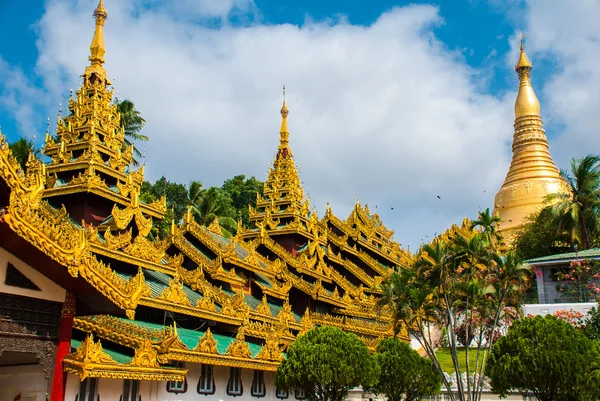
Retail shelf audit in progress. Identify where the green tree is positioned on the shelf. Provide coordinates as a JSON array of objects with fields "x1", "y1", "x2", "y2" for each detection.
[
  {"x1": 9, "y1": 137, "x2": 38, "y2": 171},
  {"x1": 546, "y1": 155, "x2": 600, "y2": 250},
  {"x1": 188, "y1": 185, "x2": 237, "y2": 237},
  {"x1": 368, "y1": 338, "x2": 440, "y2": 401},
  {"x1": 276, "y1": 326, "x2": 379, "y2": 401},
  {"x1": 221, "y1": 174, "x2": 264, "y2": 226},
  {"x1": 486, "y1": 315, "x2": 600, "y2": 401},
  {"x1": 513, "y1": 207, "x2": 571, "y2": 259},
  {"x1": 140, "y1": 176, "x2": 187, "y2": 238},
  {"x1": 116, "y1": 99, "x2": 148, "y2": 166},
  {"x1": 583, "y1": 301, "x2": 600, "y2": 340},
  {"x1": 378, "y1": 210, "x2": 531, "y2": 401}
]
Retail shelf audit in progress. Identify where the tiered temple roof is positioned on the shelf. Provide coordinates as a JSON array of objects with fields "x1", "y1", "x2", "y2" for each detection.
[{"x1": 0, "y1": 0, "x2": 412, "y2": 382}]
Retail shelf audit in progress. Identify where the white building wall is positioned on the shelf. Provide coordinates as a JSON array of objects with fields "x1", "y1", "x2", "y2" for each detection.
[
  {"x1": 65, "y1": 363, "x2": 299, "y2": 401},
  {"x1": 523, "y1": 302, "x2": 596, "y2": 316},
  {"x1": 0, "y1": 365, "x2": 48, "y2": 401}
]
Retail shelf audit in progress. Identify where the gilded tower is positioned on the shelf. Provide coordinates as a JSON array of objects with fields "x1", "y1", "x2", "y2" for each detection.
[{"x1": 493, "y1": 37, "x2": 566, "y2": 240}]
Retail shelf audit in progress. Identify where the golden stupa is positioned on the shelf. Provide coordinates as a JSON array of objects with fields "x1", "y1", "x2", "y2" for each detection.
[{"x1": 493, "y1": 36, "x2": 567, "y2": 241}]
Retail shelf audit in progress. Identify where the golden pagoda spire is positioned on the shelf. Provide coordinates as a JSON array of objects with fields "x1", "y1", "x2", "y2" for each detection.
[
  {"x1": 493, "y1": 33, "x2": 566, "y2": 242},
  {"x1": 84, "y1": 0, "x2": 110, "y2": 84},
  {"x1": 279, "y1": 85, "x2": 290, "y2": 152},
  {"x1": 514, "y1": 34, "x2": 539, "y2": 118}
]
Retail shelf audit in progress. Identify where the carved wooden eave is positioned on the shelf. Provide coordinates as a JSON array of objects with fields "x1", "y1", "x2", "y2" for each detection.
[
  {"x1": 181, "y1": 221, "x2": 277, "y2": 278},
  {"x1": 43, "y1": 183, "x2": 164, "y2": 219},
  {"x1": 64, "y1": 335, "x2": 187, "y2": 382},
  {"x1": 0, "y1": 151, "x2": 149, "y2": 319},
  {"x1": 72, "y1": 319, "x2": 287, "y2": 372}
]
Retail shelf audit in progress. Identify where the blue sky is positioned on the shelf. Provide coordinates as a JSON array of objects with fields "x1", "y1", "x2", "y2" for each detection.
[
  {"x1": 0, "y1": 0, "x2": 526, "y2": 143},
  {"x1": 1, "y1": 0, "x2": 598, "y2": 248}
]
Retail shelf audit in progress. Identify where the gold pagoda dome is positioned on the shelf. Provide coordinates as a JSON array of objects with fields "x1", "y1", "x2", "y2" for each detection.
[{"x1": 493, "y1": 36, "x2": 567, "y2": 242}]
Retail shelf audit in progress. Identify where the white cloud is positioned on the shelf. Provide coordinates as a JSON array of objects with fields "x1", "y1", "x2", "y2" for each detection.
[
  {"x1": 0, "y1": 57, "x2": 46, "y2": 140},
  {"x1": 6, "y1": 0, "x2": 521, "y2": 249},
  {"x1": 521, "y1": 0, "x2": 600, "y2": 167}
]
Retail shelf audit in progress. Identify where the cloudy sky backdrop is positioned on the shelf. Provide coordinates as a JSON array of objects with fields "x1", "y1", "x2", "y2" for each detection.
[{"x1": 0, "y1": 0, "x2": 599, "y2": 249}]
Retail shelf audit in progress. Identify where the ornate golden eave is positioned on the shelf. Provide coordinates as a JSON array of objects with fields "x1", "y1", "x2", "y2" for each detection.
[{"x1": 64, "y1": 334, "x2": 187, "y2": 382}]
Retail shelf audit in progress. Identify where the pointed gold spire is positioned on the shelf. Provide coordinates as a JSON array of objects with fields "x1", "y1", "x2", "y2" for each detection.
[
  {"x1": 279, "y1": 85, "x2": 289, "y2": 148},
  {"x1": 493, "y1": 33, "x2": 567, "y2": 242},
  {"x1": 514, "y1": 34, "x2": 539, "y2": 118},
  {"x1": 84, "y1": 0, "x2": 110, "y2": 84},
  {"x1": 90, "y1": 0, "x2": 107, "y2": 65},
  {"x1": 515, "y1": 33, "x2": 532, "y2": 70}
]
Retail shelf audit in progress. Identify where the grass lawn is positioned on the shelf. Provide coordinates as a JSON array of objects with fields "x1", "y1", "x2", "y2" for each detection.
[{"x1": 434, "y1": 347, "x2": 485, "y2": 374}]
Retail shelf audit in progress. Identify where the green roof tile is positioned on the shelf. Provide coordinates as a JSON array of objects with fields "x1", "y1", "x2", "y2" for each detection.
[
  {"x1": 97, "y1": 318, "x2": 263, "y2": 357},
  {"x1": 526, "y1": 247, "x2": 600, "y2": 264},
  {"x1": 70, "y1": 338, "x2": 132, "y2": 364}
]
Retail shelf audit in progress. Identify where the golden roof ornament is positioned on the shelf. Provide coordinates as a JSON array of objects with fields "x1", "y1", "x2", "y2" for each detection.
[
  {"x1": 85, "y1": 0, "x2": 111, "y2": 84},
  {"x1": 515, "y1": 33, "x2": 532, "y2": 70},
  {"x1": 279, "y1": 85, "x2": 290, "y2": 152},
  {"x1": 514, "y1": 34, "x2": 539, "y2": 118},
  {"x1": 492, "y1": 33, "x2": 567, "y2": 242}
]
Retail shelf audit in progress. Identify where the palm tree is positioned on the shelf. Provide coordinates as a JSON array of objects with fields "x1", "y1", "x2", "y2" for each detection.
[
  {"x1": 9, "y1": 137, "x2": 38, "y2": 171},
  {"x1": 187, "y1": 184, "x2": 238, "y2": 237},
  {"x1": 471, "y1": 208, "x2": 502, "y2": 249},
  {"x1": 546, "y1": 155, "x2": 600, "y2": 250},
  {"x1": 116, "y1": 99, "x2": 148, "y2": 166}
]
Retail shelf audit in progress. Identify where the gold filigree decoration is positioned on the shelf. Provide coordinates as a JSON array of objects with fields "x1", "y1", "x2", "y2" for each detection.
[
  {"x1": 70, "y1": 334, "x2": 116, "y2": 365},
  {"x1": 255, "y1": 329, "x2": 284, "y2": 361},
  {"x1": 135, "y1": 210, "x2": 152, "y2": 237},
  {"x1": 124, "y1": 235, "x2": 166, "y2": 264},
  {"x1": 277, "y1": 299, "x2": 294, "y2": 323},
  {"x1": 157, "y1": 275, "x2": 191, "y2": 306},
  {"x1": 196, "y1": 295, "x2": 217, "y2": 312},
  {"x1": 206, "y1": 217, "x2": 222, "y2": 235},
  {"x1": 194, "y1": 328, "x2": 219, "y2": 354},
  {"x1": 256, "y1": 295, "x2": 272, "y2": 317},
  {"x1": 104, "y1": 227, "x2": 132, "y2": 250},
  {"x1": 226, "y1": 330, "x2": 252, "y2": 359},
  {"x1": 130, "y1": 340, "x2": 161, "y2": 368},
  {"x1": 111, "y1": 204, "x2": 135, "y2": 230}
]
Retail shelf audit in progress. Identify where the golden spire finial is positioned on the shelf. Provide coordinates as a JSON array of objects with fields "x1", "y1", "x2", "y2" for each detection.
[
  {"x1": 513, "y1": 33, "x2": 539, "y2": 118},
  {"x1": 83, "y1": 0, "x2": 111, "y2": 84},
  {"x1": 515, "y1": 32, "x2": 532, "y2": 71},
  {"x1": 280, "y1": 85, "x2": 289, "y2": 125},
  {"x1": 279, "y1": 85, "x2": 290, "y2": 149},
  {"x1": 90, "y1": 0, "x2": 108, "y2": 66}
]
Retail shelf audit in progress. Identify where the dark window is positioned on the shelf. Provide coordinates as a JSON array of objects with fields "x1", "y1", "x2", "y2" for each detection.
[
  {"x1": 276, "y1": 388, "x2": 289, "y2": 399},
  {"x1": 227, "y1": 367, "x2": 243, "y2": 396},
  {"x1": 295, "y1": 388, "x2": 306, "y2": 400},
  {"x1": 4, "y1": 262, "x2": 40, "y2": 291},
  {"x1": 197, "y1": 364, "x2": 215, "y2": 395},
  {"x1": 77, "y1": 378, "x2": 99, "y2": 401},
  {"x1": 167, "y1": 362, "x2": 187, "y2": 394},
  {"x1": 251, "y1": 370, "x2": 266, "y2": 398},
  {"x1": 122, "y1": 380, "x2": 139, "y2": 401}
]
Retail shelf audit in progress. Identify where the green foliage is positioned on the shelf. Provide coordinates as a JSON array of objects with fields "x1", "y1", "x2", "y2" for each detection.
[
  {"x1": 369, "y1": 338, "x2": 440, "y2": 401},
  {"x1": 434, "y1": 348, "x2": 480, "y2": 375},
  {"x1": 486, "y1": 315, "x2": 600, "y2": 401},
  {"x1": 9, "y1": 137, "x2": 38, "y2": 171},
  {"x1": 221, "y1": 174, "x2": 264, "y2": 226},
  {"x1": 513, "y1": 207, "x2": 571, "y2": 259},
  {"x1": 377, "y1": 209, "x2": 532, "y2": 401},
  {"x1": 276, "y1": 326, "x2": 379, "y2": 401},
  {"x1": 140, "y1": 176, "x2": 187, "y2": 238},
  {"x1": 116, "y1": 99, "x2": 148, "y2": 166},
  {"x1": 139, "y1": 175, "x2": 264, "y2": 238},
  {"x1": 546, "y1": 155, "x2": 600, "y2": 250},
  {"x1": 583, "y1": 301, "x2": 600, "y2": 340}
]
